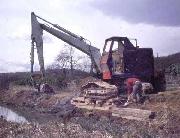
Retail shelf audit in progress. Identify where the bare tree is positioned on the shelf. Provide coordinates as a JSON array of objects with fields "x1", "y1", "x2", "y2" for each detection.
[
  {"x1": 56, "y1": 45, "x2": 84, "y2": 77},
  {"x1": 47, "y1": 44, "x2": 91, "y2": 76},
  {"x1": 76, "y1": 55, "x2": 91, "y2": 72}
]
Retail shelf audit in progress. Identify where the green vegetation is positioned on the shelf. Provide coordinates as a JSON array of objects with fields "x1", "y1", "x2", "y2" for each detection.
[
  {"x1": 154, "y1": 52, "x2": 180, "y2": 73},
  {"x1": 0, "y1": 69, "x2": 90, "y2": 90}
]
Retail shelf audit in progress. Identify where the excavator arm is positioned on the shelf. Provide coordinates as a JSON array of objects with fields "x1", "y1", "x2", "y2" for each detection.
[
  {"x1": 31, "y1": 12, "x2": 101, "y2": 79},
  {"x1": 31, "y1": 12, "x2": 45, "y2": 77}
]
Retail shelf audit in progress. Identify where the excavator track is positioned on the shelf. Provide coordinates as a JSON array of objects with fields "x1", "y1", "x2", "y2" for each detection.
[{"x1": 71, "y1": 81, "x2": 119, "y2": 107}]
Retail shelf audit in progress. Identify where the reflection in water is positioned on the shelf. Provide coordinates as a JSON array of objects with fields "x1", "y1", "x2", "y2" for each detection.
[{"x1": 0, "y1": 106, "x2": 28, "y2": 123}]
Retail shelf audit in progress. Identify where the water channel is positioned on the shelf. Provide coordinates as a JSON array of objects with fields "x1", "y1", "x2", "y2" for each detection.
[{"x1": 0, "y1": 106, "x2": 28, "y2": 123}]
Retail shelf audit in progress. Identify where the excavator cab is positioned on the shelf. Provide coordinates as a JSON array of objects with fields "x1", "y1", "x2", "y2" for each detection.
[
  {"x1": 100, "y1": 37, "x2": 136, "y2": 80},
  {"x1": 100, "y1": 37, "x2": 158, "y2": 93}
]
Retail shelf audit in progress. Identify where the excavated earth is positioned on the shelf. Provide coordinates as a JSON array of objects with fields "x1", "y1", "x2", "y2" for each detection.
[{"x1": 0, "y1": 83, "x2": 180, "y2": 138}]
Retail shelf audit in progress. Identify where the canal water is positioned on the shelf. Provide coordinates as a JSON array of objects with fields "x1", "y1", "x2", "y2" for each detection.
[{"x1": 0, "y1": 106, "x2": 28, "y2": 123}]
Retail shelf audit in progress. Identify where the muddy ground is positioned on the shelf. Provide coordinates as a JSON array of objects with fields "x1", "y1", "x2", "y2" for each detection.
[{"x1": 0, "y1": 84, "x2": 180, "y2": 138}]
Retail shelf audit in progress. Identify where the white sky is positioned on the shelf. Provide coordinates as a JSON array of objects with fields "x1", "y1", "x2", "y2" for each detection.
[{"x1": 0, "y1": 0, "x2": 180, "y2": 72}]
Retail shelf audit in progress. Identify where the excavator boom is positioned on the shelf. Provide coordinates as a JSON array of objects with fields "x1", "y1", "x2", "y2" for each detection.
[{"x1": 31, "y1": 12, "x2": 101, "y2": 78}]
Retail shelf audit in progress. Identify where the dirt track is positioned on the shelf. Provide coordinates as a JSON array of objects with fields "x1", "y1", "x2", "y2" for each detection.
[{"x1": 0, "y1": 85, "x2": 180, "y2": 137}]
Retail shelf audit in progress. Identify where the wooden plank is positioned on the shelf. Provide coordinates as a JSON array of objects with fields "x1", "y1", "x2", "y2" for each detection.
[
  {"x1": 72, "y1": 103, "x2": 155, "y2": 121},
  {"x1": 85, "y1": 92, "x2": 117, "y2": 96},
  {"x1": 84, "y1": 95, "x2": 117, "y2": 100},
  {"x1": 75, "y1": 104, "x2": 111, "y2": 111},
  {"x1": 112, "y1": 113, "x2": 144, "y2": 121},
  {"x1": 111, "y1": 107, "x2": 154, "y2": 121}
]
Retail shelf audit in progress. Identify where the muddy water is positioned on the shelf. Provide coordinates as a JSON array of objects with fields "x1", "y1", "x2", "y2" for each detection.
[{"x1": 0, "y1": 106, "x2": 28, "y2": 123}]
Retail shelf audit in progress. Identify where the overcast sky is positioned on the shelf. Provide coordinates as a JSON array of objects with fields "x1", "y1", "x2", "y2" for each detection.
[{"x1": 0, "y1": 0, "x2": 180, "y2": 73}]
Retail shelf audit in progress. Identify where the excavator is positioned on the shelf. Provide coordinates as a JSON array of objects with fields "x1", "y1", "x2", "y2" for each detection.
[{"x1": 31, "y1": 12, "x2": 165, "y2": 108}]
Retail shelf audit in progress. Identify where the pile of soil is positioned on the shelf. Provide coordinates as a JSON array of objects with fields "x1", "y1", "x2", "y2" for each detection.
[{"x1": 0, "y1": 85, "x2": 77, "y2": 124}]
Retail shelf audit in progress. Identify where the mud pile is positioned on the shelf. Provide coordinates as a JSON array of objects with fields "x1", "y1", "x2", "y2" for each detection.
[{"x1": 0, "y1": 85, "x2": 76, "y2": 120}]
